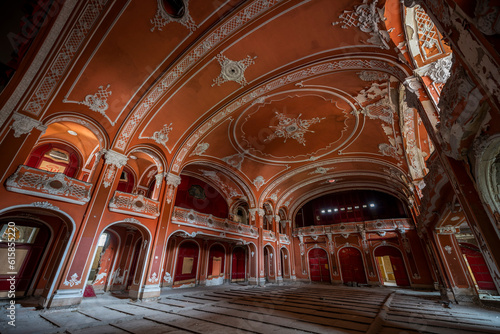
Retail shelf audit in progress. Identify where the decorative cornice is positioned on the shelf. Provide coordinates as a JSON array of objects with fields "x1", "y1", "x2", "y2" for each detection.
[{"x1": 11, "y1": 112, "x2": 47, "y2": 138}]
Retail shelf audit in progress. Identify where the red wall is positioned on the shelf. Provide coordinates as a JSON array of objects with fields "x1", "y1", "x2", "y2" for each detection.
[{"x1": 175, "y1": 175, "x2": 229, "y2": 218}]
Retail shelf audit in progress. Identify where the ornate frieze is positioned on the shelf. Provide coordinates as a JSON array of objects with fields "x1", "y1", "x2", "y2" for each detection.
[
  {"x1": 109, "y1": 191, "x2": 160, "y2": 219},
  {"x1": 212, "y1": 53, "x2": 257, "y2": 87},
  {"x1": 10, "y1": 112, "x2": 47, "y2": 138},
  {"x1": 6, "y1": 165, "x2": 92, "y2": 205}
]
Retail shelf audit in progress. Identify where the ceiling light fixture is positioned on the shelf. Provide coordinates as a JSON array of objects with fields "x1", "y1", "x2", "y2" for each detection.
[
  {"x1": 370, "y1": 203, "x2": 375, "y2": 207},
  {"x1": 67, "y1": 130, "x2": 78, "y2": 136},
  {"x1": 328, "y1": 179, "x2": 336, "y2": 183}
]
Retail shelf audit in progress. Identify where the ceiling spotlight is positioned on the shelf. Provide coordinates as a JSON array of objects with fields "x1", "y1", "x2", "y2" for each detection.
[
  {"x1": 362, "y1": 204, "x2": 367, "y2": 208},
  {"x1": 354, "y1": 205, "x2": 359, "y2": 209},
  {"x1": 67, "y1": 130, "x2": 78, "y2": 136},
  {"x1": 334, "y1": 208, "x2": 338, "y2": 212},
  {"x1": 328, "y1": 179, "x2": 336, "y2": 183},
  {"x1": 327, "y1": 209, "x2": 332, "y2": 213},
  {"x1": 370, "y1": 203, "x2": 375, "y2": 207},
  {"x1": 321, "y1": 210, "x2": 325, "y2": 213}
]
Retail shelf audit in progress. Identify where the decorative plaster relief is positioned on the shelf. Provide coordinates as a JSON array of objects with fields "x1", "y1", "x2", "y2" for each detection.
[
  {"x1": 63, "y1": 85, "x2": 115, "y2": 125},
  {"x1": 189, "y1": 142, "x2": 209, "y2": 156},
  {"x1": 358, "y1": 71, "x2": 389, "y2": 82},
  {"x1": 63, "y1": 273, "x2": 82, "y2": 287},
  {"x1": 332, "y1": 0, "x2": 389, "y2": 49},
  {"x1": 212, "y1": 53, "x2": 257, "y2": 87},
  {"x1": 11, "y1": 112, "x2": 47, "y2": 138},
  {"x1": 444, "y1": 245, "x2": 452, "y2": 254},
  {"x1": 151, "y1": 0, "x2": 196, "y2": 32},
  {"x1": 253, "y1": 176, "x2": 266, "y2": 190},
  {"x1": 308, "y1": 166, "x2": 334, "y2": 175},
  {"x1": 199, "y1": 170, "x2": 242, "y2": 198},
  {"x1": 163, "y1": 272, "x2": 172, "y2": 283},
  {"x1": 424, "y1": 55, "x2": 453, "y2": 84},
  {"x1": 265, "y1": 112, "x2": 326, "y2": 146},
  {"x1": 151, "y1": 123, "x2": 173, "y2": 148},
  {"x1": 222, "y1": 151, "x2": 246, "y2": 170},
  {"x1": 148, "y1": 272, "x2": 159, "y2": 283},
  {"x1": 31, "y1": 201, "x2": 60, "y2": 211}
]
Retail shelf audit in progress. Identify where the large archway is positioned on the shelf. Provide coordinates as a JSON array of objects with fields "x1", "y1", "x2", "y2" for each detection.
[
  {"x1": 0, "y1": 205, "x2": 74, "y2": 307},
  {"x1": 339, "y1": 247, "x2": 367, "y2": 285},
  {"x1": 308, "y1": 248, "x2": 330, "y2": 283}
]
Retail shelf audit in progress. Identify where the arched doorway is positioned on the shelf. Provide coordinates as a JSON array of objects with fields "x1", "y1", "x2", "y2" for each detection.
[
  {"x1": 207, "y1": 244, "x2": 225, "y2": 285},
  {"x1": 231, "y1": 246, "x2": 246, "y2": 282},
  {"x1": 308, "y1": 248, "x2": 330, "y2": 282},
  {"x1": 339, "y1": 247, "x2": 367, "y2": 284},
  {"x1": 86, "y1": 231, "x2": 119, "y2": 296},
  {"x1": 375, "y1": 246, "x2": 410, "y2": 287},
  {"x1": 280, "y1": 247, "x2": 290, "y2": 279},
  {"x1": 263, "y1": 245, "x2": 274, "y2": 282},
  {"x1": 460, "y1": 243, "x2": 496, "y2": 291},
  {"x1": 174, "y1": 241, "x2": 199, "y2": 286},
  {"x1": 0, "y1": 221, "x2": 50, "y2": 297}
]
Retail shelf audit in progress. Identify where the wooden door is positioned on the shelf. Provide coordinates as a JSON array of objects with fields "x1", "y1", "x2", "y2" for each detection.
[
  {"x1": 126, "y1": 238, "x2": 142, "y2": 289},
  {"x1": 390, "y1": 255, "x2": 410, "y2": 286},
  {"x1": 174, "y1": 241, "x2": 199, "y2": 285},
  {"x1": 0, "y1": 222, "x2": 50, "y2": 296},
  {"x1": 339, "y1": 247, "x2": 367, "y2": 284},
  {"x1": 460, "y1": 243, "x2": 495, "y2": 290},
  {"x1": 231, "y1": 247, "x2": 246, "y2": 281},
  {"x1": 309, "y1": 248, "x2": 330, "y2": 282}
]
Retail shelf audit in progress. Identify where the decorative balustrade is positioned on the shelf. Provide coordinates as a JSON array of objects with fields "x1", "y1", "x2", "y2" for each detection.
[
  {"x1": 109, "y1": 191, "x2": 160, "y2": 219},
  {"x1": 6, "y1": 165, "x2": 92, "y2": 205},
  {"x1": 173, "y1": 207, "x2": 258, "y2": 238},
  {"x1": 293, "y1": 218, "x2": 413, "y2": 238}
]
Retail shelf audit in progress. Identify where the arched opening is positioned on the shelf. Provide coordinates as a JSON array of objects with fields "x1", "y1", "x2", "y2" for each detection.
[
  {"x1": 174, "y1": 241, "x2": 199, "y2": 287},
  {"x1": 25, "y1": 143, "x2": 80, "y2": 178},
  {"x1": 459, "y1": 243, "x2": 496, "y2": 291},
  {"x1": 375, "y1": 246, "x2": 410, "y2": 287},
  {"x1": 207, "y1": 244, "x2": 225, "y2": 286},
  {"x1": 263, "y1": 245, "x2": 274, "y2": 282},
  {"x1": 280, "y1": 247, "x2": 290, "y2": 279},
  {"x1": 0, "y1": 207, "x2": 73, "y2": 306},
  {"x1": 308, "y1": 248, "x2": 330, "y2": 283},
  {"x1": 85, "y1": 231, "x2": 119, "y2": 296},
  {"x1": 0, "y1": 221, "x2": 50, "y2": 297},
  {"x1": 339, "y1": 247, "x2": 367, "y2": 285},
  {"x1": 117, "y1": 167, "x2": 135, "y2": 193},
  {"x1": 231, "y1": 246, "x2": 246, "y2": 282}
]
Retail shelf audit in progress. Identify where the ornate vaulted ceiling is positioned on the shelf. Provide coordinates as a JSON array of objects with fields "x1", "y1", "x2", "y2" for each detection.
[{"x1": 19, "y1": 0, "x2": 435, "y2": 213}]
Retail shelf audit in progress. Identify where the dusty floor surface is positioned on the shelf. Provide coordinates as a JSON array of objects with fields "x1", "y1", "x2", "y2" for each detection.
[{"x1": 1, "y1": 283, "x2": 500, "y2": 333}]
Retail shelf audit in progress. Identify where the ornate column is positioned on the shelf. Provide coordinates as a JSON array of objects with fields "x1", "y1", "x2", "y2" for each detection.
[{"x1": 165, "y1": 173, "x2": 182, "y2": 204}]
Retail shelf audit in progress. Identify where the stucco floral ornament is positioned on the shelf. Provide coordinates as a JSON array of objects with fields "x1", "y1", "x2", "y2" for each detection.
[
  {"x1": 265, "y1": 112, "x2": 326, "y2": 146},
  {"x1": 212, "y1": 53, "x2": 257, "y2": 87}
]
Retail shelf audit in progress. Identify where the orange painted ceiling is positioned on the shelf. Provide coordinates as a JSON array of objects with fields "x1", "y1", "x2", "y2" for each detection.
[{"x1": 34, "y1": 0, "x2": 433, "y2": 212}]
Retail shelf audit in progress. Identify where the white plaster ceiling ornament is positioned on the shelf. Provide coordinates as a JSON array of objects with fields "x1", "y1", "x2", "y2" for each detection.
[
  {"x1": 199, "y1": 170, "x2": 242, "y2": 198},
  {"x1": 151, "y1": 123, "x2": 173, "y2": 148},
  {"x1": 189, "y1": 142, "x2": 209, "y2": 156},
  {"x1": 63, "y1": 85, "x2": 116, "y2": 125},
  {"x1": 150, "y1": 0, "x2": 196, "y2": 32},
  {"x1": 358, "y1": 71, "x2": 389, "y2": 82},
  {"x1": 212, "y1": 53, "x2": 257, "y2": 87},
  {"x1": 265, "y1": 112, "x2": 326, "y2": 146},
  {"x1": 253, "y1": 176, "x2": 266, "y2": 190},
  {"x1": 10, "y1": 112, "x2": 47, "y2": 138},
  {"x1": 31, "y1": 201, "x2": 60, "y2": 211},
  {"x1": 104, "y1": 150, "x2": 128, "y2": 168},
  {"x1": 222, "y1": 151, "x2": 246, "y2": 170},
  {"x1": 308, "y1": 166, "x2": 335, "y2": 175},
  {"x1": 424, "y1": 55, "x2": 453, "y2": 84},
  {"x1": 332, "y1": 0, "x2": 390, "y2": 49}
]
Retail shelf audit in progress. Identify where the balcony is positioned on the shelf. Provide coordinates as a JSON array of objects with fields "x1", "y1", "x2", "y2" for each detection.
[
  {"x1": 172, "y1": 207, "x2": 258, "y2": 239},
  {"x1": 279, "y1": 234, "x2": 290, "y2": 244},
  {"x1": 293, "y1": 218, "x2": 413, "y2": 237},
  {"x1": 263, "y1": 230, "x2": 276, "y2": 241},
  {"x1": 109, "y1": 191, "x2": 160, "y2": 219},
  {"x1": 5, "y1": 165, "x2": 92, "y2": 205}
]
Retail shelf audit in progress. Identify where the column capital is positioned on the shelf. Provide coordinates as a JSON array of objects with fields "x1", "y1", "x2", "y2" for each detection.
[
  {"x1": 165, "y1": 173, "x2": 182, "y2": 187},
  {"x1": 104, "y1": 150, "x2": 128, "y2": 168},
  {"x1": 11, "y1": 112, "x2": 47, "y2": 138}
]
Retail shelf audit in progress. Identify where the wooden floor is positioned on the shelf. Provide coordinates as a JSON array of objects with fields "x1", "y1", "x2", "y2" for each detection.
[{"x1": 1, "y1": 284, "x2": 500, "y2": 334}]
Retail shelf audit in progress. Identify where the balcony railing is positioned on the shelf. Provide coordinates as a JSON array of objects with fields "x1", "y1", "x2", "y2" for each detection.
[
  {"x1": 173, "y1": 207, "x2": 258, "y2": 238},
  {"x1": 279, "y1": 233, "x2": 290, "y2": 244},
  {"x1": 263, "y1": 230, "x2": 276, "y2": 241},
  {"x1": 109, "y1": 191, "x2": 160, "y2": 219},
  {"x1": 293, "y1": 218, "x2": 413, "y2": 237},
  {"x1": 6, "y1": 165, "x2": 92, "y2": 205}
]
